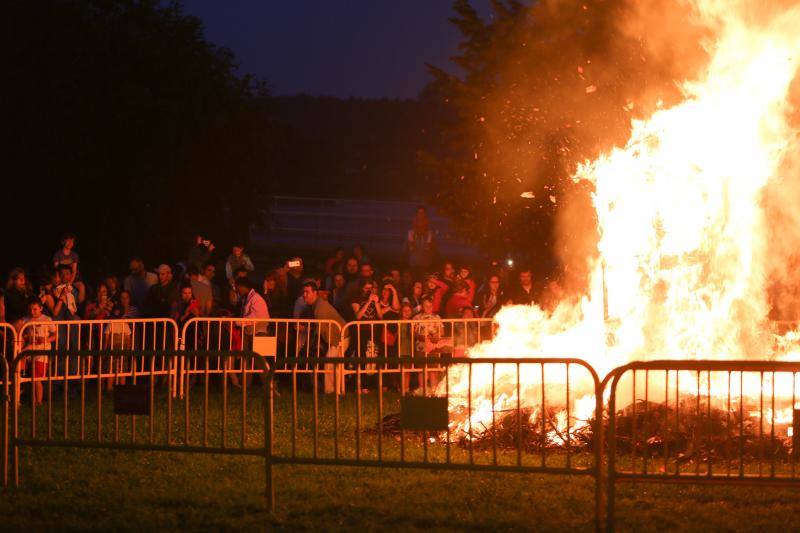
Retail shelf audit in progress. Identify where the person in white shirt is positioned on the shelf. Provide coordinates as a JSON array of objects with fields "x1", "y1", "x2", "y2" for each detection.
[
  {"x1": 22, "y1": 300, "x2": 56, "y2": 405},
  {"x1": 232, "y1": 277, "x2": 269, "y2": 388},
  {"x1": 236, "y1": 277, "x2": 269, "y2": 321}
]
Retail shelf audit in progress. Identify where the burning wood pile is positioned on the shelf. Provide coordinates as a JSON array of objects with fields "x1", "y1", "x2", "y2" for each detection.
[
  {"x1": 374, "y1": 399, "x2": 798, "y2": 463},
  {"x1": 613, "y1": 400, "x2": 798, "y2": 463}
]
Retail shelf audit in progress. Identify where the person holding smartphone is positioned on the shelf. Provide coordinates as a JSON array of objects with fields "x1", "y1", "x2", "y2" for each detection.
[{"x1": 84, "y1": 283, "x2": 114, "y2": 320}]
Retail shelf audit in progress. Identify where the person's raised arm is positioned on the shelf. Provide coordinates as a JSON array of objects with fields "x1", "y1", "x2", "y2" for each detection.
[
  {"x1": 53, "y1": 286, "x2": 67, "y2": 316},
  {"x1": 354, "y1": 296, "x2": 377, "y2": 320}
]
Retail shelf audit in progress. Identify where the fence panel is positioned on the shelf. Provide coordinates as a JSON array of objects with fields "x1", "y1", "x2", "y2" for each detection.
[
  {"x1": 11, "y1": 349, "x2": 269, "y2": 497},
  {"x1": 0, "y1": 323, "x2": 12, "y2": 487},
  {"x1": 265, "y1": 355, "x2": 604, "y2": 527},
  {"x1": 16, "y1": 318, "x2": 178, "y2": 384},
  {"x1": 605, "y1": 360, "x2": 800, "y2": 530},
  {"x1": 341, "y1": 318, "x2": 495, "y2": 370},
  {"x1": 180, "y1": 318, "x2": 343, "y2": 377}
]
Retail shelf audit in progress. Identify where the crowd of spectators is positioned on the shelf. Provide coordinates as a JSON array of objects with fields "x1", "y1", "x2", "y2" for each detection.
[{"x1": 0, "y1": 208, "x2": 562, "y2": 398}]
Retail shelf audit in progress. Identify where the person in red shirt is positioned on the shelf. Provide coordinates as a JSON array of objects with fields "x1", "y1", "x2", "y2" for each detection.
[
  {"x1": 444, "y1": 279, "x2": 476, "y2": 318},
  {"x1": 423, "y1": 274, "x2": 449, "y2": 314}
]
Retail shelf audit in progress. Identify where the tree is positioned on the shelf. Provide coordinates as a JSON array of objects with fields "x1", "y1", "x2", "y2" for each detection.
[
  {"x1": 420, "y1": 0, "x2": 705, "y2": 286},
  {"x1": 3, "y1": 0, "x2": 276, "y2": 277}
]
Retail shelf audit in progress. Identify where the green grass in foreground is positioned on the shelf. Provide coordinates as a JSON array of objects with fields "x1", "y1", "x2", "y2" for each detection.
[{"x1": 2, "y1": 383, "x2": 800, "y2": 531}]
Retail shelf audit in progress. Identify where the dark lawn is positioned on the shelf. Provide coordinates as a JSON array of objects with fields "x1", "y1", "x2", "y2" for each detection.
[{"x1": 2, "y1": 382, "x2": 800, "y2": 531}]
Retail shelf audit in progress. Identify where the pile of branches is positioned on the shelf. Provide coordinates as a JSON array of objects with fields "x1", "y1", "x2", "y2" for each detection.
[
  {"x1": 369, "y1": 399, "x2": 796, "y2": 463},
  {"x1": 613, "y1": 399, "x2": 794, "y2": 463},
  {"x1": 449, "y1": 405, "x2": 595, "y2": 453}
]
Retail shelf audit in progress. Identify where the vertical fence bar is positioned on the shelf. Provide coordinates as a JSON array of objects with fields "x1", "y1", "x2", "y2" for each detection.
[
  {"x1": 356, "y1": 364, "x2": 362, "y2": 461},
  {"x1": 516, "y1": 362, "x2": 522, "y2": 467},
  {"x1": 265, "y1": 367, "x2": 274, "y2": 512},
  {"x1": 313, "y1": 362, "x2": 319, "y2": 460},
  {"x1": 644, "y1": 370, "x2": 649, "y2": 475},
  {"x1": 445, "y1": 363, "x2": 451, "y2": 465},
  {"x1": 491, "y1": 363, "x2": 497, "y2": 466},
  {"x1": 726, "y1": 371, "x2": 732, "y2": 478},
  {"x1": 467, "y1": 363, "x2": 473, "y2": 465},
  {"x1": 706, "y1": 370, "x2": 711, "y2": 477},
  {"x1": 540, "y1": 363, "x2": 546, "y2": 468},
  {"x1": 759, "y1": 371, "x2": 764, "y2": 477},
  {"x1": 739, "y1": 371, "x2": 744, "y2": 478},
  {"x1": 377, "y1": 366, "x2": 383, "y2": 462},
  {"x1": 770, "y1": 371, "x2": 775, "y2": 478}
]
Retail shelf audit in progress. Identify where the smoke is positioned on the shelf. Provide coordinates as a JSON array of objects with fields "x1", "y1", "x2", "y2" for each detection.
[
  {"x1": 466, "y1": 0, "x2": 800, "y2": 324},
  {"x1": 540, "y1": 0, "x2": 709, "y2": 293},
  {"x1": 462, "y1": 1, "x2": 712, "y2": 283}
]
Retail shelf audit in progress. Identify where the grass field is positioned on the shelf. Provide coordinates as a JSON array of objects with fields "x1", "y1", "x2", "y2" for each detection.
[{"x1": 3, "y1": 378, "x2": 800, "y2": 531}]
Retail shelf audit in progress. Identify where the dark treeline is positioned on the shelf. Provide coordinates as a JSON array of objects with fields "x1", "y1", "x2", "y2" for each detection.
[
  {"x1": 3, "y1": 0, "x2": 444, "y2": 282},
  {"x1": 267, "y1": 95, "x2": 449, "y2": 201},
  {"x1": 5, "y1": 0, "x2": 274, "y2": 278}
]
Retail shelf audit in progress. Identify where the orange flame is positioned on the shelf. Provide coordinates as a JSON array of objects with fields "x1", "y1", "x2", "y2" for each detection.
[{"x1": 441, "y1": 0, "x2": 800, "y2": 439}]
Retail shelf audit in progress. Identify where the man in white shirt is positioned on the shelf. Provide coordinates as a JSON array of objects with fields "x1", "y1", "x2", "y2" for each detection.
[
  {"x1": 235, "y1": 277, "x2": 269, "y2": 339},
  {"x1": 236, "y1": 277, "x2": 269, "y2": 320},
  {"x1": 231, "y1": 277, "x2": 269, "y2": 388}
]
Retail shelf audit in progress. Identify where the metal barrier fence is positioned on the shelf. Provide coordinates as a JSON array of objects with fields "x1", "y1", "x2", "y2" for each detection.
[
  {"x1": 16, "y1": 318, "x2": 179, "y2": 388},
  {"x1": 264, "y1": 355, "x2": 604, "y2": 528},
  {"x1": 341, "y1": 318, "x2": 495, "y2": 361},
  {"x1": 0, "y1": 324, "x2": 10, "y2": 487},
  {"x1": 605, "y1": 360, "x2": 800, "y2": 531},
  {"x1": 180, "y1": 317, "x2": 344, "y2": 373},
  {"x1": 10, "y1": 349, "x2": 270, "y2": 498},
  {"x1": 5, "y1": 331, "x2": 800, "y2": 530}
]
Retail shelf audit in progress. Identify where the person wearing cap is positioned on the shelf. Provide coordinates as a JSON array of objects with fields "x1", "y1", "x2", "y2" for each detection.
[
  {"x1": 302, "y1": 281, "x2": 346, "y2": 394},
  {"x1": 144, "y1": 264, "x2": 178, "y2": 318}
]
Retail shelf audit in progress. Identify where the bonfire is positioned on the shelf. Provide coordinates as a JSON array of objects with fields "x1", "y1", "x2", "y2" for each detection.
[{"x1": 437, "y1": 0, "x2": 800, "y2": 451}]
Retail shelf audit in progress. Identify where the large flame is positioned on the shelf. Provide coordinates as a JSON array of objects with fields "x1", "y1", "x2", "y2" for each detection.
[{"x1": 441, "y1": 0, "x2": 800, "y2": 440}]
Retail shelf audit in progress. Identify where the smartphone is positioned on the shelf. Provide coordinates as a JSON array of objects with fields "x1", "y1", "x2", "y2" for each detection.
[{"x1": 287, "y1": 260, "x2": 301, "y2": 268}]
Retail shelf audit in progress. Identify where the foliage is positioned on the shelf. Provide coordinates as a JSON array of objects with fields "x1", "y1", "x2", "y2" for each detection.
[
  {"x1": 421, "y1": 0, "x2": 704, "y2": 279},
  {"x1": 267, "y1": 95, "x2": 445, "y2": 201},
  {"x1": 4, "y1": 0, "x2": 276, "y2": 276}
]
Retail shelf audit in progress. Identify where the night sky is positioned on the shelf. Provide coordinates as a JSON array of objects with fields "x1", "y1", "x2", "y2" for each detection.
[{"x1": 182, "y1": 0, "x2": 492, "y2": 99}]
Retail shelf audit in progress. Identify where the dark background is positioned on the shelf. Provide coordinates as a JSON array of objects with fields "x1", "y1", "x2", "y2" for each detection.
[
  {"x1": 3, "y1": 0, "x2": 699, "y2": 291},
  {"x1": 182, "y1": 0, "x2": 493, "y2": 99}
]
